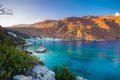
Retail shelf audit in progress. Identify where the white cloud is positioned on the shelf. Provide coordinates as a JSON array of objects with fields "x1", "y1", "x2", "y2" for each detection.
[{"x1": 115, "y1": 12, "x2": 120, "y2": 16}]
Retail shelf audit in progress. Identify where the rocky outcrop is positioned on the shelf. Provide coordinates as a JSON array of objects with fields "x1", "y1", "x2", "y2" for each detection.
[
  {"x1": 77, "y1": 76, "x2": 87, "y2": 80},
  {"x1": 7, "y1": 16, "x2": 120, "y2": 40},
  {"x1": 13, "y1": 64, "x2": 56, "y2": 80},
  {"x1": 13, "y1": 75, "x2": 33, "y2": 80},
  {"x1": 13, "y1": 64, "x2": 87, "y2": 80}
]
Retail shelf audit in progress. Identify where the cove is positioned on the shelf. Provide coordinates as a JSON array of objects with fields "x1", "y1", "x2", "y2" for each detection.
[{"x1": 27, "y1": 40, "x2": 120, "y2": 80}]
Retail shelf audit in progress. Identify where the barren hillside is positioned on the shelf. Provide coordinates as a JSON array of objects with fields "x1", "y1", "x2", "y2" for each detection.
[{"x1": 6, "y1": 16, "x2": 120, "y2": 40}]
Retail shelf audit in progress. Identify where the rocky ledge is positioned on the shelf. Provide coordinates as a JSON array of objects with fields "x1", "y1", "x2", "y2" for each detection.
[
  {"x1": 13, "y1": 64, "x2": 55, "y2": 80},
  {"x1": 13, "y1": 64, "x2": 87, "y2": 80}
]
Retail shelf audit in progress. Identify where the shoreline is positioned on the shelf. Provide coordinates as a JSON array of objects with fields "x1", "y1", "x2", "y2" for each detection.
[
  {"x1": 15, "y1": 38, "x2": 87, "y2": 80},
  {"x1": 5, "y1": 30, "x2": 120, "y2": 42}
]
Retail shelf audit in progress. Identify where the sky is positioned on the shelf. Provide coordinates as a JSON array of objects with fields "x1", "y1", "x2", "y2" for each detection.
[{"x1": 0, "y1": 0, "x2": 120, "y2": 27}]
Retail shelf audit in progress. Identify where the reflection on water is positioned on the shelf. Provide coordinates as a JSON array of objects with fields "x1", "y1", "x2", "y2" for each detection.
[{"x1": 27, "y1": 40, "x2": 120, "y2": 80}]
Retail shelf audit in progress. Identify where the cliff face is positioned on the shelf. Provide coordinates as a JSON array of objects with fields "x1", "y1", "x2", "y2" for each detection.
[{"x1": 7, "y1": 16, "x2": 120, "y2": 40}]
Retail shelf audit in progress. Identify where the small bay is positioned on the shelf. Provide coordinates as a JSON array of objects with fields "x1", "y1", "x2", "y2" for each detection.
[{"x1": 27, "y1": 40, "x2": 120, "y2": 80}]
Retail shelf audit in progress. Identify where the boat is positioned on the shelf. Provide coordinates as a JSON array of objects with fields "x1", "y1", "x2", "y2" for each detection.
[
  {"x1": 34, "y1": 47, "x2": 46, "y2": 53},
  {"x1": 34, "y1": 36, "x2": 46, "y2": 53}
]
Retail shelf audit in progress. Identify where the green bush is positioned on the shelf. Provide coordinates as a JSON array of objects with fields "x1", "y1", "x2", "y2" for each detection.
[
  {"x1": 2, "y1": 38, "x2": 25, "y2": 47},
  {"x1": 0, "y1": 44, "x2": 39, "y2": 80},
  {"x1": 2, "y1": 39, "x2": 18, "y2": 47},
  {"x1": 53, "y1": 65, "x2": 77, "y2": 80}
]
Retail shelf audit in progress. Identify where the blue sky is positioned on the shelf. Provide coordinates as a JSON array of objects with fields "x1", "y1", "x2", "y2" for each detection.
[{"x1": 0, "y1": 0, "x2": 120, "y2": 26}]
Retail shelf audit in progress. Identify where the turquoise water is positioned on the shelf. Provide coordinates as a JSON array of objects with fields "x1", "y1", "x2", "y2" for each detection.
[{"x1": 27, "y1": 40, "x2": 120, "y2": 80}]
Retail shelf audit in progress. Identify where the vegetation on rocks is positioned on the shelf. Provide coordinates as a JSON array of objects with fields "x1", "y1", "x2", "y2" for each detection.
[
  {"x1": 1, "y1": 38, "x2": 25, "y2": 47},
  {"x1": 0, "y1": 27, "x2": 25, "y2": 47},
  {"x1": 0, "y1": 44, "x2": 39, "y2": 80},
  {"x1": 0, "y1": 27, "x2": 43, "y2": 80},
  {"x1": 53, "y1": 65, "x2": 77, "y2": 80}
]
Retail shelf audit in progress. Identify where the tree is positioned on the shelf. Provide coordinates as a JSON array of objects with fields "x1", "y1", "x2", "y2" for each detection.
[{"x1": 0, "y1": 4, "x2": 12, "y2": 15}]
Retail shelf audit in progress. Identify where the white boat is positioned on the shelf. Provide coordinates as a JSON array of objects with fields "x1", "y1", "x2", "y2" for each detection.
[
  {"x1": 34, "y1": 36, "x2": 47, "y2": 53},
  {"x1": 34, "y1": 47, "x2": 46, "y2": 53}
]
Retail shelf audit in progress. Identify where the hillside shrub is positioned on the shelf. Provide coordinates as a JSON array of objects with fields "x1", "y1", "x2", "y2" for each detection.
[
  {"x1": 0, "y1": 44, "x2": 40, "y2": 80},
  {"x1": 2, "y1": 38, "x2": 25, "y2": 47},
  {"x1": 53, "y1": 65, "x2": 77, "y2": 80}
]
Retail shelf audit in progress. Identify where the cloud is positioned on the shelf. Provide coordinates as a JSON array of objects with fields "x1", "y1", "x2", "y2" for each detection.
[{"x1": 115, "y1": 12, "x2": 120, "y2": 16}]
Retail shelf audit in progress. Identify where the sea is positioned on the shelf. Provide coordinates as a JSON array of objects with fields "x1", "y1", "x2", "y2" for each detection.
[{"x1": 27, "y1": 40, "x2": 120, "y2": 80}]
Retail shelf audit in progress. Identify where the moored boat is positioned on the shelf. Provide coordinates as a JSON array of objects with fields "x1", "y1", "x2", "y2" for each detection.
[{"x1": 34, "y1": 47, "x2": 46, "y2": 53}]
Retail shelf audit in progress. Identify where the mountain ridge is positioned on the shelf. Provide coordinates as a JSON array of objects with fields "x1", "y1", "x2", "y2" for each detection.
[{"x1": 6, "y1": 16, "x2": 120, "y2": 40}]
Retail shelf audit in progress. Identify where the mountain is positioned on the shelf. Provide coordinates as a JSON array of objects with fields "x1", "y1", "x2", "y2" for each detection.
[{"x1": 6, "y1": 16, "x2": 120, "y2": 40}]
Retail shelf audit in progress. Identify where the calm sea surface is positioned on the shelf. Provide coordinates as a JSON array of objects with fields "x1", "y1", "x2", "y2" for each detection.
[{"x1": 27, "y1": 40, "x2": 120, "y2": 80}]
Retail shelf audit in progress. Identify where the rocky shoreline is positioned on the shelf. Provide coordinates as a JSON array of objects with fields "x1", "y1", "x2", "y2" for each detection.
[
  {"x1": 15, "y1": 42, "x2": 87, "y2": 80},
  {"x1": 13, "y1": 32, "x2": 87, "y2": 80},
  {"x1": 13, "y1": 64, "x2": 87, "y2": 80},
  {"x1": 13, "y1": 64, "x2": 56, "y2": 80}
]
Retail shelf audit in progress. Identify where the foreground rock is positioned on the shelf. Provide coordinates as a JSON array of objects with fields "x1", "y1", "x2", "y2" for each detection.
[
  {"x1": 13, "y1": 75, "x2": 33, "y2": 80},
  {"x1": 13, "y1": 64, "x2": 56, "y2": 80},
  {"x1": 77, "y1": 76, "x2": 87, "y2": 80},
  {"x1": 13, "y1": 64, "x2": 87, "y2": 80}
]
